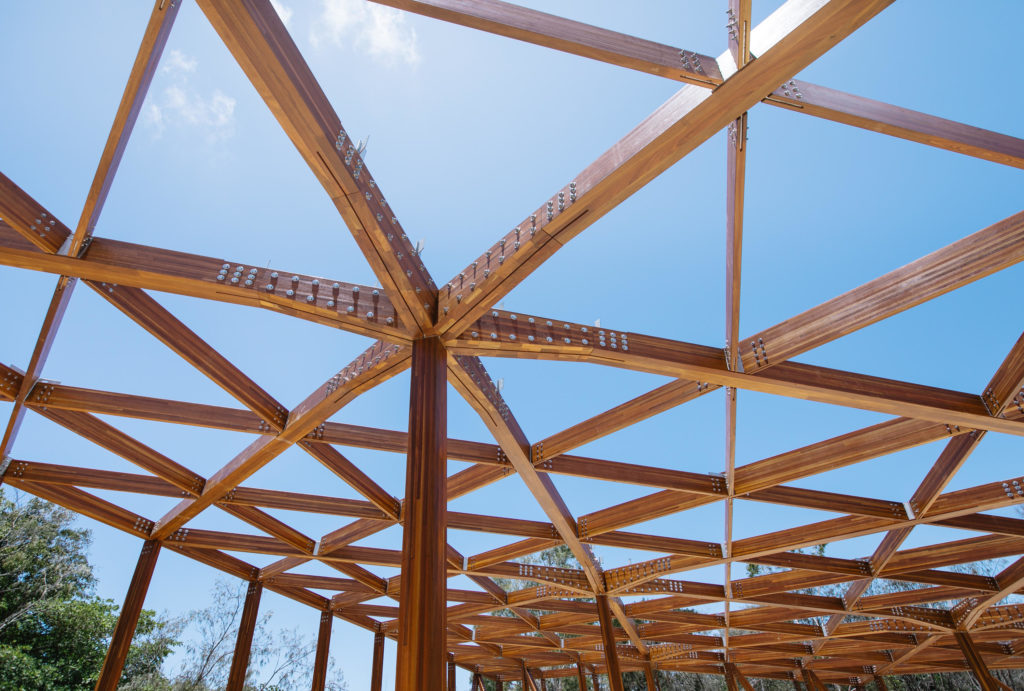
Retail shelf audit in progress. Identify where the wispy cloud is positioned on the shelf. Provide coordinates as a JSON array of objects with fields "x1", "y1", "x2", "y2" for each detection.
[
  {"x1": 144, "y1": 50, "x2": 236, "y2": 143},
  {"x1": 310, "y1": 0, "x2": 420, "y2": 66}
]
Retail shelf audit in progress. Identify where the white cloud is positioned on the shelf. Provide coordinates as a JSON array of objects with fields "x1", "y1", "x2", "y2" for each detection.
[
  {"x1": 270, "y1": 0, "x2": 294, "y2": 27},
  {"x1": 310, "y1": 0, "x2": 420, "y2": 66},
  {"x1": 163, "y1": 49, "x2": 197, "y2": 74},
  {"x1": 144, "y1": 51, "x2": 236, "y2": 143}
]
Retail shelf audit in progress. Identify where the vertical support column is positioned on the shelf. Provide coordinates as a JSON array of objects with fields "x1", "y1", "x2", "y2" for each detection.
[
  {"x1": 872, "y1": 675, "x2": 889, "y2": 691},
  {"x1": 596, "y1": 594, "x2": 624, "y2": 691},
  {"x1": 370, "y1": 629, "x2": 385, "y2": 691},
  {"x1": 521, "y1": 659, "x2": 540, "y2": 691},
  {"x1": 643, "y1": 664, "x2": 659, "y2": 691},
  {"x1": 591, "y1": 672, "x2": 600, "y2": 691},
  {"x1": 955, "y1": 631, "x2": 999, "y2": 691},
  {"x1": 311, "y1": 608, "x2": 332, "y2": 691},
  {"x1": 396, "y1": 336, "x2": 447, "y2": 690},
  {"x1": 576, "y1": 661, "x2": 589, "y2": 690},
  {"x1": 226, "y1": 579, "x2": 263, "y2": 691},
  {"x1": 496, "y1": 678, "x2": 504, "y2": 691},
  {"x1": 94, "y1": 540, "x2": 161, "y2": 691},
  {"x1": 447, "y1": 652, "x2": 456, "y2": 691},
  {"x1": 727, "y1": 663, "x2": 755, "y2": 691}
]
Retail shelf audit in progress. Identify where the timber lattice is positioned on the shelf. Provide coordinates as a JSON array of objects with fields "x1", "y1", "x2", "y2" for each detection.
[{"x1": 2, "y1": 0, "x2": 1024, "y2": 689}]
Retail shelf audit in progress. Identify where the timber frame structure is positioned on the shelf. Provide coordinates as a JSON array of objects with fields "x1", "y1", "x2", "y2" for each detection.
[{"x1": 2, "y1": 1, "x2": 1024, "y2": 689}]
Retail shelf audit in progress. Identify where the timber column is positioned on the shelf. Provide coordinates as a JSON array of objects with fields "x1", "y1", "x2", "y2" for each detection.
[
  {"x1": 395, "y1": 337, "x2": 447, "y2": 689},
  {"x1": 226, "y1": 579, "x2": 263, "y2": 690},
  {"x1": 370, "y1": 629, "x2": 385, "y2": 691},
  {"x1": 95, "y1": 540, "x2": 161, "y2": 691},
  {"x1": 311, "y1": 608, "x2": 333, "y2": 691},
  {"x1": 596, "y1": 594, "x2": 624, "y2": 691}
]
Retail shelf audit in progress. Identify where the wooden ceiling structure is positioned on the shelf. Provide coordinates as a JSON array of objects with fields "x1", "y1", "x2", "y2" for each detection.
[{"x1": 2, "y1": 0, "x2": 1024, "y2": 689}]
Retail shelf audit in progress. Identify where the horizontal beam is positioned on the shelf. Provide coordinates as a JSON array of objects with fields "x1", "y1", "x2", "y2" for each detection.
[
  {"x1": 0, "y1": 223, "x2": 406, "y2": 341},
  {"x1": 447, "y1": 311, "x2": 1023, "y2": 436}
]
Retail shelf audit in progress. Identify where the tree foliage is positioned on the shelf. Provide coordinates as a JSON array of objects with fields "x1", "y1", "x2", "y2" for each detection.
[
  {"x1": 0, "y1": 489, "x2": 177, "y2": 690},
  {"x1": 167, "y1": 579, "x2": 346, "y2": 691}
]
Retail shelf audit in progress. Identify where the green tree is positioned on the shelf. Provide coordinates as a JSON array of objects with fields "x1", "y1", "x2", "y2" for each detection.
[{"x1": 0, "y1": 489, "x2": 178, "y2": 690}]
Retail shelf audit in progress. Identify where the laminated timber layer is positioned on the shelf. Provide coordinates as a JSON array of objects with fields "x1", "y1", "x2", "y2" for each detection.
[{"x1": 2, "y1": 0, "x2": 1024, "y2": 689}]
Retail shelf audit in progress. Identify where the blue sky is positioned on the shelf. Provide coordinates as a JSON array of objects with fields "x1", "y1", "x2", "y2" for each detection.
[{"x1": 2, "y1": 0, "x2": 1023, "y2": 687}]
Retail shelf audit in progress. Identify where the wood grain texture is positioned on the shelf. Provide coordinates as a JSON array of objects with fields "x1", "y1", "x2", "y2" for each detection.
[
  {"x1": 395, "y1": 337, "x2": 448, "y2": 690},
  {"x1": 227, "y1": 580, "x2": 263, "y2": 691},
  {"x1": 94, "y1": 541, "x2": 161, "y2": 691}
]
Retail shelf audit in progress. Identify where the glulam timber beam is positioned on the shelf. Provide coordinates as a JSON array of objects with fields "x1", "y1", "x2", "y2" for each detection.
[
  {"x1": 447, "y1": 353, "x2": 604, "y2": 592},
  {"x1": 433, "y1": 0, "x2": 896, "y2": 335},
  {"x1": 955, "y1": 631, "x2": 1000, "y2": 691},
  {"x1": 740, "y1": 209, "x2": 1024, "y2": 372},
  {"x1": 152, "y1": 341, "x2": 407, "y2": 538},
  {"x1": 195, "y1": 0, "x2": 437, "y2": 332},
  {"x1": 70, "y1": 0, "x2": 181, "y2": 255},
  {"x1": 0, "y1": 223, "x2": 406, "y2": 341},
  {"x1": 0, "y1": 276, "x2": 76, "y2": 459},
  {"x1": 373, "y1": 0, "x2": 1024, "y2": 170},
  {"x1": 447, "y1": 311, "x2": 1024, "y2": 436}
]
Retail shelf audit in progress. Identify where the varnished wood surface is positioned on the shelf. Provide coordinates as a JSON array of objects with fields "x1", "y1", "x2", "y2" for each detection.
[
  {"x1": 227, "y1": 580, "x2": 263, "y2": 690},
  {"x1": 395, "y1": 338, "x2": 448, "y2": 689},
  {"x1": 94, "y1": 541, "x2": 161, "y2": 691},
  {"x1": 2, "y1": 0, "x2": 1022, "y2": 685}
]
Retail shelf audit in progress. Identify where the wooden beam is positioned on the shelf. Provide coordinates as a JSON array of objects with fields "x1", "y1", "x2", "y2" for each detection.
[
  {"x1": 448, "y1": 314, "x2": 1024, "y2": 436},
  {"x1": 152, "y1": 341, "x2": 408, "y2": 538},
  {"x1": 195, "y1": 0, "x2": 436, "y2": 333},
  {"x1": 596, "y1": 594, "x2": 625, "y2": 691},
  {"x1": 644, "y1": 662, "x2": 660, "y2": 691},
  {"x1": 954, "y1": 631, "x2": 999, "y2": 691},
  {"x1": 70, "y1": 0, "x2": 181, "y2": 255},
  {"x1": 396, "y1": 337, "x2": 448, "y2": 690},
  {"x1": 371, "y1": 629, "x2": 386, "y2": 691},
  {"x1": 374, "y1": 1, "x2": 1024, "y2": 169},
  {"x1": 94, "y1": 540, "x2": 161, "y2": 691},
  {"x1": 0, "y1": 224, "x2": 405, "y2": 341},
  {"x1": 537, "y1": 379, "x2": 711, "y2": 459},
  {"x1": 740, "y1": 210, "x2": 1024, "y2": 372},
  {"x1": 433, "y1": 0, "x2": 895, "y2": 335},
  {"x1": 311, "y1": 609, "x2": 333, "y2": 691},
  {"x1": 227, "y1": 580, "x2": 263, "y2": 691},
  {"x1": 0, "y1": 275, "x2": 77, "y2": 459},
  {"x1": 448, "y1": 354, "x2": 603, "y2": 592},
  {"x1": 576, "y1": 660, "x2": 589, "y2": 690}
]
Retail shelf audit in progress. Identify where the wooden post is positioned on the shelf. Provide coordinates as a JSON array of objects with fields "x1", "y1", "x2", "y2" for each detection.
[
  {"x1": 522, "y1": 659, "x2": 540, "y2": 691},
  {"x1": 496, "y1": 678, "x2": 504, "y2": 691},
  {"x1": 395, "y1": 336, "x2": 447, "y2": 690},
  {"x1": 576, "y1": 661, "x2": 589, "y2": 690},
  {"x1": 94, "y1": 540, "x2": 161, "y2": 691},
  {"x1": 872, "y1": 674, "x2": 889, "y2": 691},
  {"x1": 955, "y1": 631, "x2": 999, "y2": 691},
  {"x1": 596, "y1": 594, "x2": 624, "y2": 691},
  {"x1": 311, "y1": 609, "x2": 332, "y2": 691},
  {"x1": 643, "y1": 664, "x2": 659, "y2": 691},
  {"x1": 448, "y1": 653, "x2": 457, "y2": 691},
  {"x1": 370, "y1": 630, "x2": 385, "y2": 691},
  {"x1": 591, "y1": 672, "x2": 600, "y2": 691},
  {"x1": 226, "y1": 579, "x2": 263, "y2": 691},
  {"x1": 726, "y1": 663, "x2": 755, "y2": 691}
]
